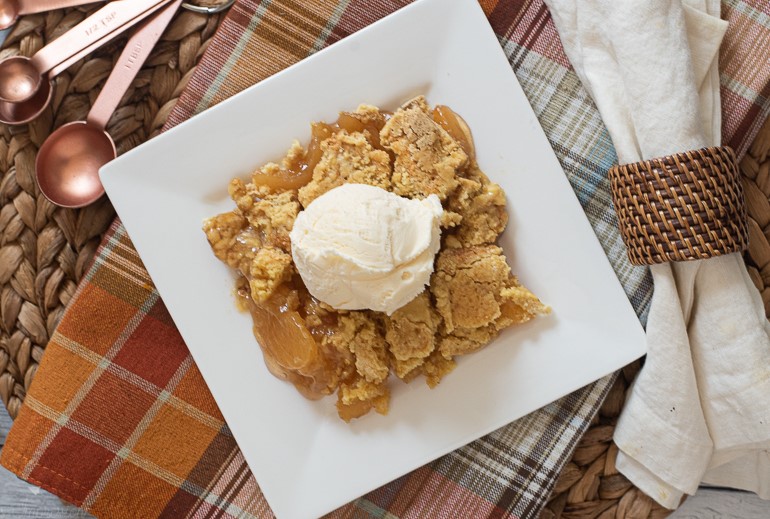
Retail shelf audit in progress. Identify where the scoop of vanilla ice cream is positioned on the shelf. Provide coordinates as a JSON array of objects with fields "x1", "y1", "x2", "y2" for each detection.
[{"x1": 289, "y1": 184, "x2": 442, "y2": 315}]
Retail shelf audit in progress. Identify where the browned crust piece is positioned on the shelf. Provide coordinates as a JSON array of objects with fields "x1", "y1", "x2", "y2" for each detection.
[{"x1": 380, "y1": 96, "x2": 468, "y2": 201}]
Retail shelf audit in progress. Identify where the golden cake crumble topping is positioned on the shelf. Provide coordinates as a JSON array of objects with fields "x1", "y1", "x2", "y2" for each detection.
[
  {"x1": 204, "y1": 96, "x2": 550, "y2": 421},
  {"x1": 298, "y1": 129, "x2": 392, "y2": 207},
  {"x1": 381, "y1": 96, "x2": 467, "y2": 201}
]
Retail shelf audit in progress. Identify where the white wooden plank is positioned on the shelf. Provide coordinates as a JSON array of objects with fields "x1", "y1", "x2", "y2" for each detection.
[
  {"x1": 0, "y1": 474, "x2": 94, "y2": 519},
  {"x1": 0, "y1": 408, "x2": 9, "y2": 445},
  {"x1": 0, "y1": 409, "x2": 93, "y2": 518},
  {"x1": 670, "y1": 487, "x2": 770, "y2": 518}
]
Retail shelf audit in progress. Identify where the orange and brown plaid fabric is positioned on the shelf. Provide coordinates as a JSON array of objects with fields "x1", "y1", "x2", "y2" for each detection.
[{"x1": 2, "y1": 1, "x2": 770, "y2": 518}]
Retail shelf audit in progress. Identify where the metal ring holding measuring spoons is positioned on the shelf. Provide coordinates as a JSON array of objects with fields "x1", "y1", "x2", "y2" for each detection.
[{"x1": 181, "y1": 0, "x2": 233, "y2": 14}]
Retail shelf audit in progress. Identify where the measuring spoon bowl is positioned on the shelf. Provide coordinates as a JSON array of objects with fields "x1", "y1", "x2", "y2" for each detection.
[
  {"x1": 0, "y1": 0, "x2": 21, "y2": 29},
  {"x1": 36, "y1": 121, "x2": 114, "y2": 208},
  {"x1": 0, "y1": 75, "x2": 51, "y2": 124},
  {"x1": 0, "y1": 55, "x2": 41, "y2": 102}
]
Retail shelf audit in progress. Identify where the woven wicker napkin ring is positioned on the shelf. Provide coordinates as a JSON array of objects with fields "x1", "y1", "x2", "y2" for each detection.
[{"x1": 609, "y1": 146, "x2": 749, "y2": 265}]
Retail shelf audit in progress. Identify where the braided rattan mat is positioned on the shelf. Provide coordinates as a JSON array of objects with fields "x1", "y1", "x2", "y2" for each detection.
[{"x1": 1, "y1": 6, "x2": 769, "y2": 519}]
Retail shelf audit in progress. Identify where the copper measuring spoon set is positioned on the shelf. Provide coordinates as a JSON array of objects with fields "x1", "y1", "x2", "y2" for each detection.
[{"x1": 0, "y1": 0, "x2": 233, "y2": 207}]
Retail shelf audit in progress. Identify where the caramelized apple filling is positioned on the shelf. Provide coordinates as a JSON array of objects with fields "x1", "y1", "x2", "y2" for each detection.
[{"x1": 204, "y1": 97, "x2": 549, "y2": 421}]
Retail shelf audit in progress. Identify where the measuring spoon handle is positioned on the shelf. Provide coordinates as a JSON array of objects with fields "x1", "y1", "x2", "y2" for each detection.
[
  {"x1": 87, "y1": 0, "x2": 181, "y2": 130},
  {"x1": 17, "y1": 0, "x2": 106, "y2": 15},
  {"x1": 47, "y1": 0, "x2": 146, "y2": 77},
  {"x1": 30, "y1": 0, "x2": 172, "y2": 74}
]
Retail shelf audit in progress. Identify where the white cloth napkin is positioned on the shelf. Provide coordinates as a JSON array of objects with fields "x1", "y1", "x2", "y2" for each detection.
[{"x1": 543, "y1": 0, "x2": 770, "y2": 509}]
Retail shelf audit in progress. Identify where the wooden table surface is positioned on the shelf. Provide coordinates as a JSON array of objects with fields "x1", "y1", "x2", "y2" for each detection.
[
  {"x1": 0, "y1": 410, "x2": 91, "y2": 518},
  {"x1": 1, "y1": 408, "x2": 768, "y2": 518}
]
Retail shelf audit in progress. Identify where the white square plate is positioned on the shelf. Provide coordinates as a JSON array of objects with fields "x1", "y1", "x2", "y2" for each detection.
[{"x1": 101, "y1": 0, "x2": 646, "y2": 517}]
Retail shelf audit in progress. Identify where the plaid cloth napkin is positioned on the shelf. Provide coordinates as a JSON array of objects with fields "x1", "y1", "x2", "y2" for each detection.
[{"x1": 2, "y1": 1, "x2": 769, "y2": 517}]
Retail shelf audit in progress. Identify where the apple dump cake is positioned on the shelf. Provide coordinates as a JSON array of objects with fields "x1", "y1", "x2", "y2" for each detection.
[{"x1": 203, "y1": 96, "x2": 549, "y2": 421}]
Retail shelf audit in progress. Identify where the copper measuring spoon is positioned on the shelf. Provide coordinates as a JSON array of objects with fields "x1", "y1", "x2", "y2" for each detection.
[
  {"x1": 0, "y1": 39, "x2": 91, "y2": 124},
  {"x1": 0, "y1": 0, "x2": 232, "y2": 124},
  {"x1": 36, "y1": 0, "x2": 182, "y2": 208},
  {"x1": 0, "y1": 0, "x2": 175, "y2": 104},
  {"x1": 0, "y1": 0, "x2": 107, "y2": 30},
  {"x1": 0, "y1": 3, "x2": 149, "y2": 125}
]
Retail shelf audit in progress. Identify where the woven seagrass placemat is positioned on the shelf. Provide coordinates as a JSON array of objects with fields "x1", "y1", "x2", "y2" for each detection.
[{"x1": 1, "y1": 5, "x2": 769, "y2": 519}]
